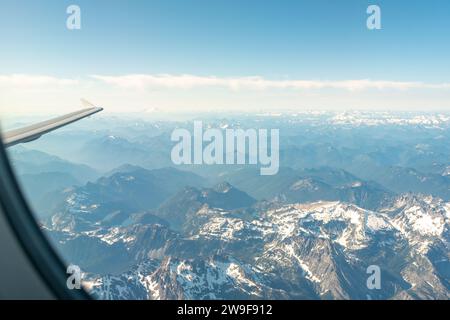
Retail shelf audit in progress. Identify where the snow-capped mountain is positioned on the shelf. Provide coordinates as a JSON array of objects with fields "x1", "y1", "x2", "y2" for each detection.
[{"x1": 45, "y1": 181, "x2": 449, "y2": 299}]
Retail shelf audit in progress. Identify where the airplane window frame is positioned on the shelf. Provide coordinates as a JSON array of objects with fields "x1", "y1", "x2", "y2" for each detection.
[{"x1": 0, "y1": 140, "x2": 91, "y2": 300}]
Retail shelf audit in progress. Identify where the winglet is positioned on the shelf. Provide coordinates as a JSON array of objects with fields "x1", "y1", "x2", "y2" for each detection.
[{"x1": 81, "y1": 98, "x2": 96, "y2": 108}]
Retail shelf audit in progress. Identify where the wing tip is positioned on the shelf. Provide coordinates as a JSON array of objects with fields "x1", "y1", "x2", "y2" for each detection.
[
  {"x1": 81, "y1": 98, "x2": 96, "y2": 108},
  {"x1": 81, "y1": 99, "x2": 104, "y2": 113}
]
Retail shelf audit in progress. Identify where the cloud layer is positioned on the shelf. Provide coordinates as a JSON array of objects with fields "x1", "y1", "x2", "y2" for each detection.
[
  {"x1": 2, "y1": 74, "x2": 450, "y2": 92},
  {"x1": 0, "y1": 74, "x2": 79, "y2": 87},
  {"x1": 3, "y1": 74, "x2": 450, "y2": 115},
  {"x1": 91, "y1": 74, "x2": 450, "y2": 91}
]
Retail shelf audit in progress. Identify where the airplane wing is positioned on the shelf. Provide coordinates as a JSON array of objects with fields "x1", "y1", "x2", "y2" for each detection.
[{"x1": 2, "y1": 101, "x2": 103, "y2": 148}]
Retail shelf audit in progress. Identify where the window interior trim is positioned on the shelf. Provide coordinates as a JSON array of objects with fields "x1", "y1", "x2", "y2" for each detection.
[{"x1": 0, "y1": 141, "x2": 91, "y2": 300}]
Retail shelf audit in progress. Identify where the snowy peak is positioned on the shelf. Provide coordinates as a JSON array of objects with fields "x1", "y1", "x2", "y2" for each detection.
[{"x1": 382, "y1": 194, "x2": 448, "y2": 238}]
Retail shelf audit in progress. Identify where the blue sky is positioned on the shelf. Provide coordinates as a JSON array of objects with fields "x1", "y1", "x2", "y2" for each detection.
[{"x1": 1, "y1": 0, "x2": 450, "y2": 114}]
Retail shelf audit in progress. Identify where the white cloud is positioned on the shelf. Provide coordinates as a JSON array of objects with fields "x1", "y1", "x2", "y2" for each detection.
[
  {"x1": 2, "y1": 73, "x2": 450, "y2": 115},
  {"x1": 1, "y1": 74, "x2": 449, "y2": 92},
  {"x1": 90, "y1": 74, "x2": 450, "y2": 91},
  {"x1": 0, "y1": 74, "x2": 79, "y2": 87}
]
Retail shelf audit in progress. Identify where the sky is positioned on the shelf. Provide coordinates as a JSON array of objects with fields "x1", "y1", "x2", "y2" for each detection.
[{"x1": 1, "y1": 0, "x2": 450, "y2": 115}]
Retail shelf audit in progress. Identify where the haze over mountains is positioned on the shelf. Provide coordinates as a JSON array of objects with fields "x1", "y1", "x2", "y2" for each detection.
[{"x1": 6, "y1": 111, "x2": 450, "y2": 299}]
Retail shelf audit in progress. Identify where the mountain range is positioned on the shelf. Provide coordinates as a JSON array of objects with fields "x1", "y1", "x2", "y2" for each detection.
[
  {"x1": 42, "y1": 166, "x2": 449, "y2": 300},
  {"x1": 7, "y1": 113, "x2": 450, "y2": 300}
]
